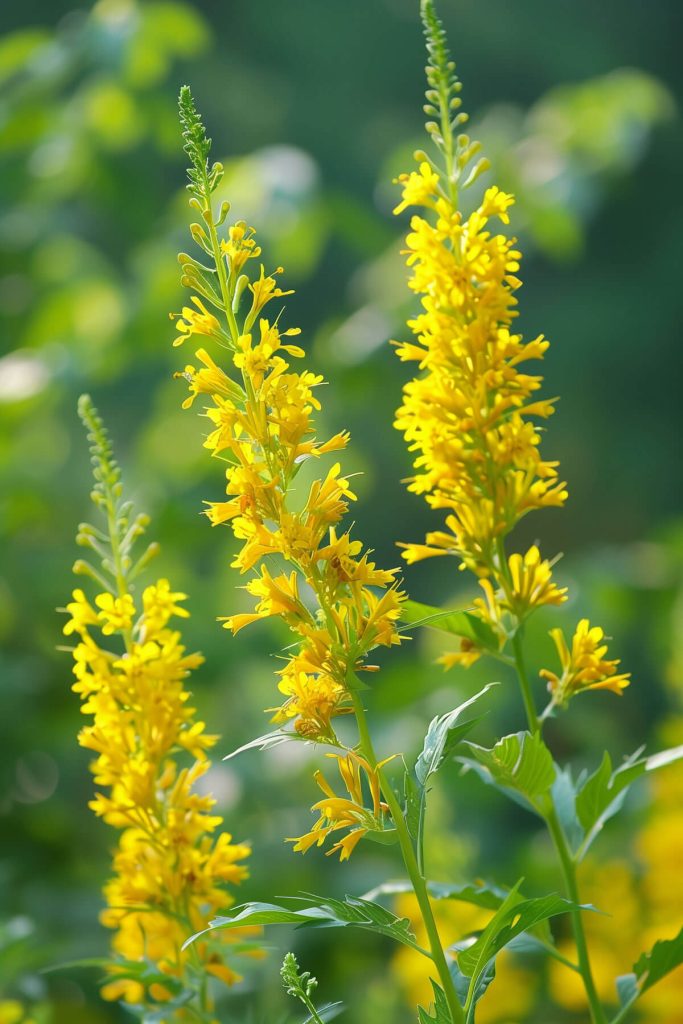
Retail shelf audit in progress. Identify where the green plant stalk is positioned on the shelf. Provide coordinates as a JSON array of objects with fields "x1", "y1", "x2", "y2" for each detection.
[
  {"x1": 298, "y1": 991, "x2": 326, "y2": 1024},
  {"x1": 350, "y1": 687, "x2": 465, "y2": 1024},
  {"x1": 504, "y1": 606, "x2": 608, "y2": 1024}
]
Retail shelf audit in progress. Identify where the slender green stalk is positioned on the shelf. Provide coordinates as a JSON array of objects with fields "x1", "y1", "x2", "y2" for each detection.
[
  {"x1": 503, "y1": 596, "x2": 608, "y2": 1024},
  {"x1": 350, "y1": 688, "x2": 465, "y2": 1024}
]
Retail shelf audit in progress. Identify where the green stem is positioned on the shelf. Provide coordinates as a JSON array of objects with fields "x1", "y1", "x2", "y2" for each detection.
[
  {"x1": 545, "y1": 808, "x2": 608, "y2": 1024},
  {"x1": 300, "y1": 993, "x2": 325, "y2": 1024},
  {"x1": 504, "y1": 609, "x2": 607, "y2": 1024},
  {"x1": 350, "y1": 687, "x2": 465, "y2": 1024},
  {"x1": 200, "y1": 176, "x2": 241, "y2": 344}
]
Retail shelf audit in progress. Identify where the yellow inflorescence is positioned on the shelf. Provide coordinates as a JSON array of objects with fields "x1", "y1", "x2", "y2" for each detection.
[
  {"x1": 175, "y1": 227, "x2": 404, "y2": 750},
  {"x1": 393, "y1": 176, "x2": 565, "y2": 577},
  {"x1": 287, "y1": 751, "x2": 392, "y2": 861},
  {"x1": 64, "y1": 579, "x2": 252, "y2": 1007},
  {"x1": 540, "y1": 619, "x2": 631, "y2": 705},
  {"x1": 393, "y1": 134, "x2": 629, "y2": 703}
]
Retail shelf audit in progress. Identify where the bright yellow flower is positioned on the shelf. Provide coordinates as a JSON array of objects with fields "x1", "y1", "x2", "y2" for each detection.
[
  {"x1": 288, "y1": 751, "x2": 391, "y2": 860},
  {"x1": 65, "y1": 580, "x2": 252, "y2": 1005},
  {"x1": 171, "y1": 295, "x2": 222, "y2": 347},
  {"x1": 540, "y1": 618, "x2": 631, "y2": 706},
  {"x1": 175, "y1": 201, "x2": 404, "y2": 746}
]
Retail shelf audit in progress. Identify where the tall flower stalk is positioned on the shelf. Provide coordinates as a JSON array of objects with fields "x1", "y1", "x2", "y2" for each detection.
[
  {"x1": 392, "y1": 3, "x2": 631, "y2": 1022},
  {"x1": 173, "y1": 86, "x2": 467, "y2": 1023},
  {"x1": 62, "y1": 396, "x2": 255, "y2": 1023}
]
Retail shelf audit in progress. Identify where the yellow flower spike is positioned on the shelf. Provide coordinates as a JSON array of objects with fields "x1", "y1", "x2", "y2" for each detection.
[
  {"x1": 67, "y1": 396, "x2": 255, "y2": 1014},
  {"x1": 540, "y1": 618, "x2": 632, "y2": 707},
  {"x1": 174, "y1": 96, "x2": 404, "y2": 742}
]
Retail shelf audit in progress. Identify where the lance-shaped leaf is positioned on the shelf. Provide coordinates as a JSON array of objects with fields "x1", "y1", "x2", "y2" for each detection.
[
  {"x1": 413, "y1": 684, "x2": 497, "y2": 865},
  {"x1": 616, "y1": 926, "x2": 683, "y2": 1016},
  {"x1": 184, "y1": 896, "x2": 427, "y2": 955},
  {"x1": 223, "y1": 728, "x2": 298, "y2": 761},
  {"x1": 400, "y1": 599, "x2": 498, "y2": 650},
  {"x1": 303, "y1": 1003, "x2": 344, "y2": 1023},
  {"x1": 460, "y1": 731, "x2": 556, "y2": 817},
  {"x1": 416, "y1": 684, "x2": 498, "y2": 788},
  {"x1": 575, "y1": 743, "x2": 683, "y2": 860},
  {"x1": 364, "y1": 878, "x2": 510, "y2": 912},
  {"x1": 456, "y1": 884, "x2": 585, "y2": 1015}
]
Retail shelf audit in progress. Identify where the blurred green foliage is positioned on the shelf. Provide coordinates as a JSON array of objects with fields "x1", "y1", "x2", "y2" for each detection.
[{"x1": 0, "y1": 0, "x2": 682, "y2": 1021}]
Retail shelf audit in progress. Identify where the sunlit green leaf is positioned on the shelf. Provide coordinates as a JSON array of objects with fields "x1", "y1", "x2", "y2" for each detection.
[
  {"x1": 575, "y1": 743, "x2": 683, "y2": 859},
  {"x1": 185, "y1": 896, "x2": 426, "y2": 954},
  {"x1": 400, "y1": 599, "x2": 498, "y2": 650},
  {"x1": 616, "y1": 926, "x2": 683, "y2": 1015},
  {"x1": 460, "y1": 731, "x2": 555, "y2": 817}
]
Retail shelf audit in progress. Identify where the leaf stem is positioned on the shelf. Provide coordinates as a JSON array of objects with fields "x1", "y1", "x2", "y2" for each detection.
[{"x1": 350, "y1": 686, "x2": 465, "y2": 1024}]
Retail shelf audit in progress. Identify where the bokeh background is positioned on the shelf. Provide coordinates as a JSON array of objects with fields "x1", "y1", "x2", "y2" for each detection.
[{"x1": 1, "y1": 0, "x2": 683, "y2": 1021}]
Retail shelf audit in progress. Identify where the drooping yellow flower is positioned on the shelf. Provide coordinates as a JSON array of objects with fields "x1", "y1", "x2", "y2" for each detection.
[
  {"x1": 288, "y1": 751, "x2": 391, "y2": 860},
  {"x1": 175, "y1": 88, "x2": 405, "y2": 750},
  {"x1": 540, "y1": 619, "x2": 631, "y2": 706}
]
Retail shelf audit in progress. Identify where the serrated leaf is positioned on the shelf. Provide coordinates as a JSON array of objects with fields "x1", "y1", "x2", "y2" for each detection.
[
  {"x1": 575, "y1": 743, "x2": 683, "y2": 860},
  {"x1": 417, "y1": 980, "x2": 452, "y2": 1023},
  {"x1": 617, "y1": 926, "x2": 683, "y2": 1013},
  {"x1": 185, "y1": 896, "x2": 425, "y2": 954},
  {"x1": 363, "y1": 878, "x2": 510, "y2": 912},
  {"x1": 460, "y1": 731, "x2": 555, "y2": 817},
  {"x1": 416, "y1": 684, "x2": 497, "y2": 787},
  {"x1": 457, "y1": 885, "x2": 583, "y2": 1014},
  {"x1": 400, "y1": 599, "x2": 498, "y2": 650}
]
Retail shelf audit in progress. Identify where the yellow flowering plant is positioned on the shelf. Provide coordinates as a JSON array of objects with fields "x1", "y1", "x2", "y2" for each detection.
[
  {"x1": 167, "y1": 3, "x2": 683, "y2": 1019},
  {"x1": 64, "y1": 2, "x2": 683, "y2": 1022},
  {"x1": 62, "y1": 396, "x2": 258, "y2": 1023}
]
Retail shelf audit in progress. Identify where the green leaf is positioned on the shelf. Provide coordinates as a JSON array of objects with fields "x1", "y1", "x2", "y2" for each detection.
[
  {"x1": 416, "y1": 684, "x2": 498, "y2": 787},
  {"x1": 363, "y1": 878, "x2": 510, "y2": 912},
  {"x1": 460, "y1": 731, "x2": 556, "y2": 817},
  {"x1": 303, "y1": 1003, "x2": 344, "y2": 1023},
  {"x1": 449, "y1": 955, "x2": 496, "y2": 1015},
  {"x1": 616, "y1": 926, "x2": 683, "y2": 1015},
  {"x1": 456, "y1": 885, "x2": 583, "y2": 1014},
  {"x1": 400, "y1": 599, "x2": 498, "y2": 650},
  {"x1": 575, "y1": 743, "x2": 683, "y2": 860},
  {"x1": 551, "y1": 766, "x2": 584, "y2": 853},
  {"x1": 417, "y1": 980, "x2": 452, "y2": 1023},
  {"x1": 185, "y1": 896, "x2": 426, "y2": 955},
  {"x1": 223, "y1": 728, "x2": 298, "y2": 761}
]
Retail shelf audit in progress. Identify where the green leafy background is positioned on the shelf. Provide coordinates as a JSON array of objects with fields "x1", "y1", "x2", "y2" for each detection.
[{"x1": 1, "y1": 0, "x2": 682, "y2": 1021}]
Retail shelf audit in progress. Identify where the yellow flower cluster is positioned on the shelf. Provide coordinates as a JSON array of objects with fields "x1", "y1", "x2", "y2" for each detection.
[
  {"x1": 175, "y1": 224, "x2": 404, "y2": 746},
  {"x1": 288, "y1": 751, "x2": 391, "y2": 861},
  {"x1": 393, "y1": 175, "x2": 565, "y2": 577},
  {"x1": 63, "y1": 579, "x2": 252, "y2": 1008},
  {"x1": 393, "y1": 121, "x2": 629, "y2": 704},
  {"x1": 540, "y1": 618, "x2": 631, "y2": 706}
]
